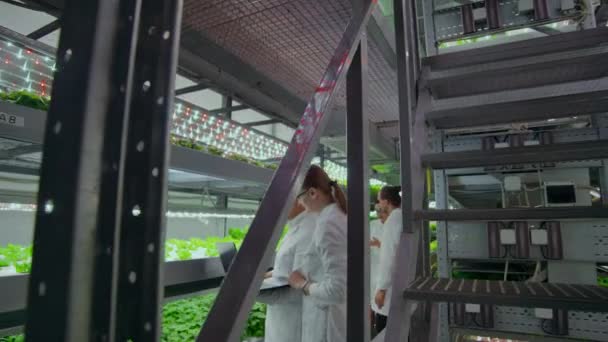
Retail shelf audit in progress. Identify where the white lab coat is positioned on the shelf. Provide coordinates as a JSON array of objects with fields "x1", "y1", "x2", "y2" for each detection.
[
  {"x1": 369, "y1": 219, "x2": 383, "y2": 304},
  {"x1": 373, "y1": 208, "x2": 402, "y2": 316},
  {"x1": 299, "y1": 203, "x2": 348, "y2": 342},
  {"x1": 259, "y1": 211, "x2": 318, "y2": 342}
]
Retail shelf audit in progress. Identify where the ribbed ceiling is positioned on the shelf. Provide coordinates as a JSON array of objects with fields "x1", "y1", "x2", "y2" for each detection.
[{"x1": 181, "y1": 0, "x2": 398, "y2": 124}]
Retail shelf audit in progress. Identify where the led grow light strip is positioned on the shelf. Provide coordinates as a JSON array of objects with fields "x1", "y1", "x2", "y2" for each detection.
[
  {"x1": 311, "y1": 157, "x2": 386, "y2": 186},
  {"x1": 0, "y1": 203, "x2": 255, "y2": 219},
  {"x1": 1, "y1": 35, "x2": 288, "y2": 162}
]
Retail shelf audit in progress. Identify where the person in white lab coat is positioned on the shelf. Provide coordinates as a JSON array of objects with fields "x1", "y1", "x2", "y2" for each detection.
[
  {"x1": 258, "y1": 201, "x2": 318, "y2": 342},
  {"x1": 373, "y1": 185, "x2": 402, "y2": 335},
  {"x1": 369, "y1": 204, "x2": 388, "y2": 337},
  {"x1": 288, "y1": 165, "x2": 348, "y2": 342}
]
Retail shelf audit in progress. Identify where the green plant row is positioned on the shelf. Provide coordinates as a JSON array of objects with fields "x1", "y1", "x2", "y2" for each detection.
[
  {"x1": 162, "y1": 293, "x2": 266, "y2": 341},
  {"x1": 0, "y1": 90, "x2": 50, "y2": 111},
  {"x1": 0, "y1": 293, "x2": 265, "y2": 342},
  {"x1": 170, "y1": 135, "x2": 278, "y2": 170},
  {"x1": 0, "y1": 226, "x2": 282, "y2": 342},
  {"x1": 0, "y1": 227, "x2": 290, "y2": 273},
  {"x1": 0, "y1": 91, "x2": 279, "y2": 170},
  {"x1": 0, "y1": 244, "x2": 32, "y2": 274}
]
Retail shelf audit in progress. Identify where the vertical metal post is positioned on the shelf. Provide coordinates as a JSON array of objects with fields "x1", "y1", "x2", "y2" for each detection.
[
  {"x1": 197, "y1": 3, "x2": 376, "y2": 341},
  {"x1": 25, "y1": 0, "x2": 124, "y2": 341},
  {"x1": 486, "y1": 0, "x2": 501, "y2": 30},
  {"x1": 534, "y1": 0, "x2": 550, "y2": 20},
  {"x1": 216, "y1": 194, "x2": 229, "y2": 237},
  {"x1": 114, "y1": 0, "x2": 182, "y2": 341},
  {"x1": 91, "y1": 0, "x2": 142, "y2": 340},
  {"x1": 433, "y1": 135, "x2": 451, "y2": 341},
  {"x1": 223, "y1": 95, "x2": 233, "y2": 119},
  {"x1": 421, "y1": 0, "x2": 438, "y2": 56},
  {"x1": 418, "y1": 221, "x2": 431, "y2": 278},
  {"x1": 319, "y1": 146, "x2": 327, "y2": 168},
  {"x1": 346, "y1": 35, "x2": 370, "y2": 342},
  {"x1": 461, "y1": 4, "x2": 475, "y2": 34},
  {"x1": 593, "y1": 114, "x2": 608, "y2": 206},
  {"x1": 385, "y1": 0, "x2": 429, "y2": 340},
  {"x1": 408, "y1": 0, "x2": 421, "y2": 86}
]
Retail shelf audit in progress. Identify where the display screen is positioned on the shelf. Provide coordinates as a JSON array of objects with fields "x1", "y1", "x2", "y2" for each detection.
[{"x1": 546, "y1": 184, "x2": 576, "y2": 204}]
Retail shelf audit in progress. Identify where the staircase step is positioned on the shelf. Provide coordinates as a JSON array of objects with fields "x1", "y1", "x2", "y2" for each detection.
[
  {"x1": 421, "y1": 140, "x2": 608, "y2": 169},
  {"x1": 404, "y1": 278, "x2": 608, "y2": 312},
  {"x1": 426, "y1": 89, "x2": 608, "y2": 130},
  {"x1": 424, "y1": 27, "x2": 608, "y2": 71},
  {"x1": 422, "y1": 28, "x2": 608, "y2": 99},
  {"x1": 415, "y1": 207, "x2": 608, "y2": 221}
]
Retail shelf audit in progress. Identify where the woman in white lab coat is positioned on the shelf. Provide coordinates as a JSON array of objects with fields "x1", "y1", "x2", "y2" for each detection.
[
  {"x1": 288, "y1": 165, "x2": 348, "y2": 342},
  {"x1": 258, "y1": 201, "x2": 318, "y2": 342},
  {"x1": 372, "y1": 185, "x2": 402, "y2": 335},
  {"x1": 369, "y1": 204, "x2": 388, "y2": 337}
]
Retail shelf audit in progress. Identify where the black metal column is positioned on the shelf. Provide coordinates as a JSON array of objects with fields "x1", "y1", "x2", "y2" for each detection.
[
  {"x1": 486, "y1": 0, "x2": 501, "y2": 30},
  {"x1": 25, "y1": 0, "x2": 126, "y2": 341},
  {"x1": 223, "y1": 95, "x2": 233, "y2": 119},
  {"x1": 385, "y1": 0, "x2": 429, "y2": 340},
  {"x1": 534, "y1": 0, "x2": 550, "y2": 20},
  {"x1": 197, "y1": 2, "x2": 376, "y2": 341},
  {"x1": 408, "y1": 0, "x2": 421, "y2": 84},
  {"x1": 90, "y1": 0, "x2": 142, "y2": 341},
  {"x1": 461, "y1": 4, "x2": 475, "y2": 34},
  {"x1": 114, "y1": 0, "x2": 183, "y2": 340},
  {"x1": 346, "y1": 36, "x2": 370, "y2": 342}
]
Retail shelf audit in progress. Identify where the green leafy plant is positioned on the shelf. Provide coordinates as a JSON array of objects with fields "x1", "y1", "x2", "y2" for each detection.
[
  {"x1": 242, "y1": 302, "x2": 266, "y2": 339},
  {"x1": 0, "y1": 334, "x2": 24, "y2": 342},
  {"x1": 161, "y1": 293, "x2": 265, "y2": 341},
  {"x1": 207, "y1": 146, "x2": 224, "y2": 156},
  {"x1": 0, "y1": 90, "x2": 50, "y2": 111},
  {"x1": 599, "y1": 276, "x2": 608, "y2": 288},
  {"x1": 226, "y1": 153, "x2": 253, "y2": 165},
  {"x1": 0, "y1": 244, "x2": 32, "y2": 273}
]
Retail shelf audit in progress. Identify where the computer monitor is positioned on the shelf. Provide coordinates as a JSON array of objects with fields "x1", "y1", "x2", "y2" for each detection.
[{"x1": 544, "y1": 181, "x2": 577, "y2": 206}]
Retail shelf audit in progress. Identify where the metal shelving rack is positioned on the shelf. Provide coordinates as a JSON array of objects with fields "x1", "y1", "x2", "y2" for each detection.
[
  {"x1": 0, "y1": 22, "x2": 274, "y2": 339},
  {"x1": 0, "y1": 0, "x2": 607, "y2": 341},
  {"x1": 1, "y1": 0, "x2": 381, "y2": 340},
  {"x1": 0, "y1": 101, "x2": 275, "y2": 187},
  {"x1": 382, "y1": 0, "x2": 608, "y2": 341}
]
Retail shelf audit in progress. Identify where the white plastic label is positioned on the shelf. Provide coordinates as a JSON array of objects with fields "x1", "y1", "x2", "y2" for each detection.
[
  {"x1": 0, "y1": 112, "x2": 24, "y2": 127},
  {"x1": 465, "y1": 303, "x2": 481, "y2": 313},
  {"x1": 535, "y1": 308, "x2": 553, "y2": 319},
  {"x1": 500, "y1": 229, "x2": 516, "y2": 245},
  {"x1": 531, "y1": 229, "x2": 549, "y2": 245}
]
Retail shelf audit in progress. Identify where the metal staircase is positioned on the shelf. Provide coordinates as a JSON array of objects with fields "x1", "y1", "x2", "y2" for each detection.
[
  {"x1": 405, "y1": 278, "x2": 608, "y2": 312},
  {"x1": 382, "y1": 8, "x2": 608, "y2": 341}
]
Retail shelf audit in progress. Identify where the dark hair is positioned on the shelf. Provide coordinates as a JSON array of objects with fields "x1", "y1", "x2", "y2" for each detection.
[
  {"x1": 302, "y1": 165, "x2": 347, "y2": 214},
  {"x1": 380, "y1": 185, "x2": 401, "y2": 207}
]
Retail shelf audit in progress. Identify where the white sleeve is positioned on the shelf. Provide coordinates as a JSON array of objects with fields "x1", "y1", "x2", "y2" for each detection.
[
  {"x1": 376, "y1": 212, "x2": 402, "y2": 290},
  {"x1": 307, "y1": 217, "x2": 347, "y2": 305}
]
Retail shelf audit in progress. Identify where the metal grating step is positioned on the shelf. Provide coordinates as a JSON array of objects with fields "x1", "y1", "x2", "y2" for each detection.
[
  {"x1": 426, "y1": 89, "x2": 608, "y2": 130},
  {"x1": 423, "y1": 27, "x2": 608, "y2": 71},
  {"x1": 421, "y1": 140, "x2": 608, "y2": 169},
  {"x1": 415, "y1": 207, "x2": 608, "y2": 221},
  {"x1": 404, "y1": 278, "x2": 608, "y2": 312},
  {"x1": 422, "y1": 27, "x2": 608, "y2": 99}
]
